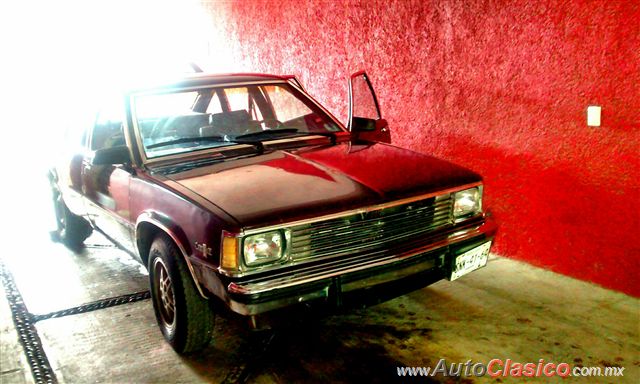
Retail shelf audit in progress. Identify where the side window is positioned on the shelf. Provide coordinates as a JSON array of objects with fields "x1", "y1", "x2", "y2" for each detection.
[
  {"x1": 225, "y1": 87, "x2": 263, "y2": 120},
  {"x1": 91, "y1": 105, "x2": 125, "y2": 151},
  {"x1": 249, "y1": 96, "x2": 263, "y2": 121},
  {"x1": 63, "y1": 108, "x2": 94, "y2": 149},
  {"x1": 350, "y1": 73, "x2": 380, "y2": 120},
  {"x1": 226, "y1": 87, "x2": 248, "y2": 111},
  {"x1": 206, "y1": 91, "x2": 223, "y2": 114}
]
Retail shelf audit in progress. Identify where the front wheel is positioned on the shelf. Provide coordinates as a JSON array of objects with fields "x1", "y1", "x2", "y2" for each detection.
[{"x1": 148, "y1": 234, "x2": 214, "y2": 354}]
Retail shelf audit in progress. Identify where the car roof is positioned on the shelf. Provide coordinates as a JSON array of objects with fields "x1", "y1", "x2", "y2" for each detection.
[{"x1": 125, "y1": 72, "x2": 293, "y2": 94}]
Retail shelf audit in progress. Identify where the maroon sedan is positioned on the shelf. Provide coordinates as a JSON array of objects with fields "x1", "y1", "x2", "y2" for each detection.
[{"x1": 50, "y1": 71, "x2": 497, "y2": 353}]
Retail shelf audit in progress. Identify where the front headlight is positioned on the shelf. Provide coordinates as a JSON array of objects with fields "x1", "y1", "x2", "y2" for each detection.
[
  {"x1": 453, "y1": 186, "x2": 482, "y2": 219},
  {"x1": 243, "y1": 230, "x2": 285, "y2": 266}
]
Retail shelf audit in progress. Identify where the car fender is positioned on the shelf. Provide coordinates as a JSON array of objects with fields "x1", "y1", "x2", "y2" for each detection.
[{"x1": 135, "y1": 210, "x2": 207, "y2": 299}]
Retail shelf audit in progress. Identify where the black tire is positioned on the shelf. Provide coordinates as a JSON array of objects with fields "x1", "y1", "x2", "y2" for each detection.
[
  {"x1": 148, "y1": 234, "x2": 214, "y2": 354},
  {"x1": 50, "y1": 180, "x2": 92, "y2": 249}
]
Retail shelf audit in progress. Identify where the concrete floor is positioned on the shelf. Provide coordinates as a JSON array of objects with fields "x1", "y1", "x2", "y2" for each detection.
[{"x1": 1, "y1": 182, "x2": 639, "y2": 383}]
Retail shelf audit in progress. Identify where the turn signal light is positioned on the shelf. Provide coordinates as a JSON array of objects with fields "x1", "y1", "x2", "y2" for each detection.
[{"x1": 221, "y1": 234, "x2": 239, "y2": 270}]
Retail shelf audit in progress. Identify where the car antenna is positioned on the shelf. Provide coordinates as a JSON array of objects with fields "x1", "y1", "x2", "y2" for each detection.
[{"x1": 189, "y1": 62, "x2": 203, "y2": 73}]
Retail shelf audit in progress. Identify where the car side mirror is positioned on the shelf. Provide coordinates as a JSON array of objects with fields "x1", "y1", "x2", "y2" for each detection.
[
  {"x1": 92, "y1": 145, "x2": 131, "y2": 165},
  {"x1": 348, "y1": 71, "x2": 391, "y2": 144},
  {"x1": 351, "y1": 117, "x2": 391, "y2": 143}
]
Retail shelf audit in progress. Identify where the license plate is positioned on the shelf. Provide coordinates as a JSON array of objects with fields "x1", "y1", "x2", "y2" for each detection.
[{"x1": 449, "y1": 241, "x2": 492, "y2": 280}]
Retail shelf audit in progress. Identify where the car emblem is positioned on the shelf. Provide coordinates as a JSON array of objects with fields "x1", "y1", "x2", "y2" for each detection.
[{"x1": 194, "y1": 242, "x2": 212, "y2": 257}]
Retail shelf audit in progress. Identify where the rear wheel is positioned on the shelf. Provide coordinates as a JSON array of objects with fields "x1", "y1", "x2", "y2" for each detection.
[
  {"x1": 148, "y1": 234, "x2": 214, "y2": 353},
  {"x1": 50, "y1": 180, "x2": 92, "y2": 248}
]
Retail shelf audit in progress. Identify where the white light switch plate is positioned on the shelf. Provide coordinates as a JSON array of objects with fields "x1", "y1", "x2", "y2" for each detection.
[{"x1": 587, "y1": 105, "x2": 601, "y2": 127}]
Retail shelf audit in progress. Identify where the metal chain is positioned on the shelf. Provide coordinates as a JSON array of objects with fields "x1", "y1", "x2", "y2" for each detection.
[
  {"x1": 83, "y1": 243, "x2": 117, "y2": 249},
  {"x1": 31, "y1": 290, "x2": 151, "y2": 322},
  {"x1": 0, "y1": 260, "x2": 57, "y2": 384},
  {"x1": 1, "y1": 258, "x2": 151, "y2": 384}
]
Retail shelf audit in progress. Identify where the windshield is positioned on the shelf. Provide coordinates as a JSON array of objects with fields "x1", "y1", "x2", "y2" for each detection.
[{"x1": 133, "y1": 83, "x2": 342, "y2": 159}]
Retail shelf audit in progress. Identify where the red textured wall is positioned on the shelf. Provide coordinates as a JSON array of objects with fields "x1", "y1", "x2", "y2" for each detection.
[{"x1": 207, "y1": 0, "x2": 640, "y2": 296}]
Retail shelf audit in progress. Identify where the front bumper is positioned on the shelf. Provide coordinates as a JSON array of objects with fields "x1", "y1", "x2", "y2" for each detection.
[{"x1": 223, "y1": 217, "x2": 497, "y2": 316}]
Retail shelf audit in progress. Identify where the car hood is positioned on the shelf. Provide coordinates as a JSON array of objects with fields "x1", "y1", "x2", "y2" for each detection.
[{"x1": 159, "y1": 142, "x2": 481, "y2": 228}]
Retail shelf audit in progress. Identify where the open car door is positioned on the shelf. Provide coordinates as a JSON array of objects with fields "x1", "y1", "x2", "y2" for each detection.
[{"x1": 348, "y1": 71, "x2": 391, "y2": 143}]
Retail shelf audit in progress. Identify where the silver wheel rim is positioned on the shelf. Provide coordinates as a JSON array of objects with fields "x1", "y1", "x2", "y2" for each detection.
[{"x1": 153, "y1": 258, "x2": 176, "y2": 331}]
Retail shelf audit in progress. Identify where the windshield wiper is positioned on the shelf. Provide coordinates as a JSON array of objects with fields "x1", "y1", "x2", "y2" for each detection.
[
  {"x1": 235, "y1": 129, "x2": 337, "y2": 144},
  {"x1": 284, "y1": 131, "x2": 338, "y2": 144},
  {"x1": 147, "y1": 135, "x2": 228, "y2": 149},
  {"x1": 147, "y1": 135, "x2": 265, "y2": 152},
  {"x1": 234, "y1": 128, "x2": 299, "y2": 140}
]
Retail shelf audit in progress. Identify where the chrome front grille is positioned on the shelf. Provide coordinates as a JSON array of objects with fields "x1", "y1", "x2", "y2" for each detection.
[{"x1": 289, "y1": 194, "x2": 454, "y2": 261}]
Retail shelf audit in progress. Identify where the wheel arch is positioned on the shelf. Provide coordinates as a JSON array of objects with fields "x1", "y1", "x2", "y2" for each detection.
[{"x1": 136, "y1": 211, "x2": 207, "y2": 299}]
